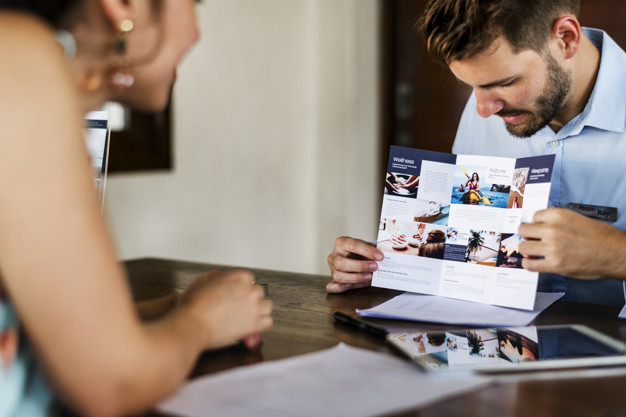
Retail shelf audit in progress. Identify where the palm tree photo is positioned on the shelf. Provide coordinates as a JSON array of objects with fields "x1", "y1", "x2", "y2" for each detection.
[{"x1": 465, "y1": 231, "x2": 484, "y2": 261}]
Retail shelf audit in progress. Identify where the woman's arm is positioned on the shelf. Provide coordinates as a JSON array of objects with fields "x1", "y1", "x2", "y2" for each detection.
[
  {"x1": 405, "y1": 175, "x2": 419, "y2": 188},
  {"x1": 135, "y1": 294, "x2": 181, "y2": 320},
  {"x1": 0, "y1": 16, "x2": 271, "y2": 417}
]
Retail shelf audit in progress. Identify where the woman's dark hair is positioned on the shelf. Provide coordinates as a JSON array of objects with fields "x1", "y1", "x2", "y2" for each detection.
[
  {"x1": 426, "y1": 332, "x2": 446, "y2": 346},
  {"x1": 1, "y1": 0, "x2": 165, "y2": 29},
  {"x1": 418, "y1": 230, "x2": 446, "y2": 259},
  {"x1": 426, "y1": 230, "x2": 446, "y2": 243},
  {"x1": 0, "y1": 0, "x2": 82, "y2": 27}
]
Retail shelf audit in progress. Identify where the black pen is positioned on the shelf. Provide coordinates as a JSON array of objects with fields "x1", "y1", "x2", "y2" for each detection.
[{"x1": 332, "y1": 311, "x2": 389, "y2": 339}]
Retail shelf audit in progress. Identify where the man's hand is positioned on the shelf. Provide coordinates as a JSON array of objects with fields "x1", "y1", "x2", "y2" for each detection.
[
  {"x1": 326, "y1": 237, "x2": 384, "y2": 293},
  {"x1": 518, "y1": 208, "x2": 626, "y2": 279}
]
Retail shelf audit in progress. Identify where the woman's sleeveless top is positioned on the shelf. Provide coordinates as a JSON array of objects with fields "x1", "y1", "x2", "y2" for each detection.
[{"x1": 0, "y1": 291, "x2": 52, "y2": 417}]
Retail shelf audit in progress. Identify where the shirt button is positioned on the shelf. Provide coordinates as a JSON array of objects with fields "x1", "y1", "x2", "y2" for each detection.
[{"x1": 550, "y1": 140, "x2": 559, "y2": 147}]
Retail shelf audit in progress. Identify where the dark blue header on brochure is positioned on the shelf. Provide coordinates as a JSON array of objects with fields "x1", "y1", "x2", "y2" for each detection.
[
  {"x1": 388, "y1": 145, "x2": 456, "y2": 175},
  {"x1": 515, "y1": 154, "x2": 555, "y2": 184}
]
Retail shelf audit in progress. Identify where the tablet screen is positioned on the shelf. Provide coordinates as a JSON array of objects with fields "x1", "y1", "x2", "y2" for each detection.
[
  {"x1": 84, "y1": 110, "x2": 110, "y2": 211},
  {"x1": 387, "y1": 325, "x2": 626, "y2": 372}
]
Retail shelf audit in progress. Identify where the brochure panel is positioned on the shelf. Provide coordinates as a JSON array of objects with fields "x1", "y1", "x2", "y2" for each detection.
[
  {"x1": 438, "y1": 261, "x2": 494, "y2": 304},
  {"x1": 489, "y1": 268, "x2": 538, "y2": 310},
  {"x1": 417, "y1": 160, "x2": 457, "y2": 205},
  {"x1": 448, "y1": 205, "x2": 505, "y2": 232},
  {"x1": 519, "y1": 183, "x2": 552, "y2": 222},
  {"x1": 375, "y1": 252, "x2": 442, "y2": 295},
  {"x1": 514, "y1": 155, "x2": 555, "y2": 222}
]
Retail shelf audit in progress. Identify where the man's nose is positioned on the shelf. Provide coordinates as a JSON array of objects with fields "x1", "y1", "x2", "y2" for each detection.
[{"x1": 475, "y1": 88, "x2": 505, "y2": 118}]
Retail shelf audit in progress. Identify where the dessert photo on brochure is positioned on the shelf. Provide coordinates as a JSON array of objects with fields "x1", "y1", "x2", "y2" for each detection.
[{"x1": 373, "y1": 145, "x2": 556, "y2": 310}]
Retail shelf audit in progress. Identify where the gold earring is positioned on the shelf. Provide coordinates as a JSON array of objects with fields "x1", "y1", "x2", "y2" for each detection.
[
  {"x1": 82, "y1": 71, "x2": 103, "y2": 92},
  {"x1": 109, "y1": 19, "x2": 135, "y2": 90}
]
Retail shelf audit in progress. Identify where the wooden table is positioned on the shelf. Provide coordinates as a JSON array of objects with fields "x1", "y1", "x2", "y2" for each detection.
[{"x1": 125, "y1": 257, "x2": 626, "y2": 417}]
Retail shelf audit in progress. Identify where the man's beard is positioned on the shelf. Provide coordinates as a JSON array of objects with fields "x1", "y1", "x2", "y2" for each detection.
[{"x1": 498, "y1": 54, "x2": 572, "y2": 138}]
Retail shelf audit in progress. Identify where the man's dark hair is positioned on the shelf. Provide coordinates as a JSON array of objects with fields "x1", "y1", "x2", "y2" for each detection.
[{"x1": 416, "y1": 0, "x2": 580, "y2": 64}]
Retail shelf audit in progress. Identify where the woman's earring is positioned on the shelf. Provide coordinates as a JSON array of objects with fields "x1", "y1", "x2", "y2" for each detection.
[{"x1": 109, "y1": 19, "x2": 135, "y2": 90}]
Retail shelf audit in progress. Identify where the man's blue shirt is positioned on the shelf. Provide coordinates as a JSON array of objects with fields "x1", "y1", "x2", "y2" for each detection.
[{"x1": 452, "y1": 28, "x2": 626, "y2": 307}]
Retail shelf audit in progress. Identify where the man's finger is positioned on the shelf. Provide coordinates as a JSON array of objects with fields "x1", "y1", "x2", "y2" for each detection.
[
  {"x1": 330, "y1": 269, "x2": 373, "y2": 285},
  {"x1": 330, "y1": 255, "x2": 378, "y2": 274},
  {"x1": 335, "y1": 237, "x2": 383, "y2": 261}
]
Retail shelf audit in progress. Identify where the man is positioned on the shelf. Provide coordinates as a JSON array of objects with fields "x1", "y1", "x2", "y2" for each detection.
[{"x1": 326, "y1": 0, "x2": 626, "y2": 313}]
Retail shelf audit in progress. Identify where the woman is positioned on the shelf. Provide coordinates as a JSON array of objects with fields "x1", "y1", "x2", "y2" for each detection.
[
  {"x1": 461, "y1": 172, "x2": 480, "y2": 191},
  {"x1": 0, "y1": 1, "x2": 272, "y2": 416}
]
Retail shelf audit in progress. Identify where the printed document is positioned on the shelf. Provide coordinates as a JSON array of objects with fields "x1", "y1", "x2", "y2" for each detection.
[
  {"x1": 374, "y1": 146, "x2": 555, "y2": 310},
  {"x1": 357, "y1": 291, "x2": 564, "y2": 327},
  {"x1": 158, "y1": 343, "x2": 490, "y2": 417}
]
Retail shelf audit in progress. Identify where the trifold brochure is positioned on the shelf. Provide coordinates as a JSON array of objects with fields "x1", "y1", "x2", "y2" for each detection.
[{"x1": 372, "y1": 146, "x2": 555, "y2": 310}]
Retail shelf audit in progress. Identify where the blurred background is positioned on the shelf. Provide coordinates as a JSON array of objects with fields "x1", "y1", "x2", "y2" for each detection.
[{"x1": 103, "y1": 0, "x2": 626, "y2": 275}]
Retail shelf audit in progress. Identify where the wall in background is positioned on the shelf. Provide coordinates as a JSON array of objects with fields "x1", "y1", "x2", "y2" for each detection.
[{"x1": 104, "y1": 0, "x2": 381, "y2": 275}]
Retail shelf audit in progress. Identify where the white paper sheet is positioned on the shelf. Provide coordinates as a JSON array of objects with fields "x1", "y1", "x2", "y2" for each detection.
[
  {"x1": 157, "y1": 343, "x2": 490, "y2": 417},
  {"x1": 357, "y1": 291, "x2": 564, "y2": 327}
]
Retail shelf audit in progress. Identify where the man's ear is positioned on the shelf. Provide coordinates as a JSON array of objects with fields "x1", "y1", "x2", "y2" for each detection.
[
  {"x1": 551, "y1": 15, "x2": 582, "y2": 59},
  {"x1": 98, "y1": 0, "x2": 136, "y2": 29}
]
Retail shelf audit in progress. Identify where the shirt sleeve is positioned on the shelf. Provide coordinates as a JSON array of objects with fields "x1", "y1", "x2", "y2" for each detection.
[{"x1": 451, "y1": 93, "x2": 478, "y2": 155}]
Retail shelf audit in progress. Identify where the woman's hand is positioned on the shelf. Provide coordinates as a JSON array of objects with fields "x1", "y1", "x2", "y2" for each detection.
[
  {"x1": 326, "y1": 237, "x2": 384, "y2": 293},
  {"x1": 178, "y1": 269, "x2": 273, "y2": 350}
]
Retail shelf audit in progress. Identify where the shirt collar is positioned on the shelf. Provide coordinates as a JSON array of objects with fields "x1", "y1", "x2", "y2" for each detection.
[{"x1": 567, "y1": 28, "x2": 626, "y2": 135}]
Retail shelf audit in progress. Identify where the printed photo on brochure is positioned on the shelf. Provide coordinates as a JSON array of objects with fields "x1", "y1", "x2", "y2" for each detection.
[{"x1": 372, "y1": 146, "x2": 555, "y2": 310}]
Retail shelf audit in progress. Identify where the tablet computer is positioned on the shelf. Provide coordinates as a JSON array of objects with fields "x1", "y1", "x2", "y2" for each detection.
[{"x1": 387, "y1": 324, "x2": 626, "y2": 373}]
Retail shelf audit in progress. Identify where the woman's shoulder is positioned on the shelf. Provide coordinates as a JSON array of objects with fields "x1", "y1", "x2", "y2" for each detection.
[
  {"x1": 0, "y1": 12, "x2": 69, "y2": 82},
  {"x1": 0, "y1": 11, "x2": 58, "y2": 48},
  {"x1": 0, "y1": 12, "x2": 78, "y2": 122}
]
